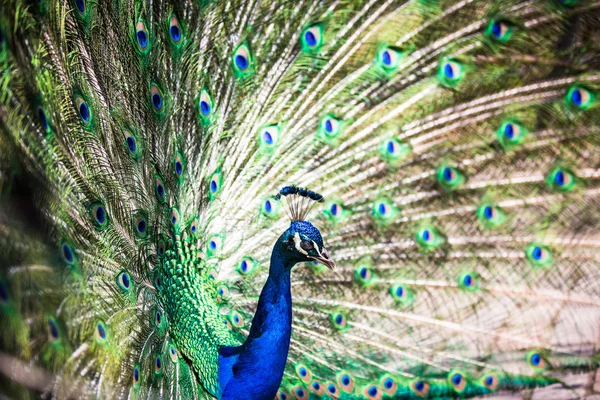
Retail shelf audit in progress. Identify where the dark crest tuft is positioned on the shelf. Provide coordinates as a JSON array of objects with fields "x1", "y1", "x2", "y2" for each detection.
[{"x1": 275, "y1": 185, "x2": 324, "y2": 221}]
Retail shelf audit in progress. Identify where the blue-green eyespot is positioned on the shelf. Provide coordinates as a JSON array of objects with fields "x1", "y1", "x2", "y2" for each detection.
[
  {"x1": 486, "y1": 19, "x2": 515, "y2": 43},
  {"x1": 301, "y1": 24, "x2": 325, "y2": 53},
  {"x1": 232, "y1": 42, "x2": 254, "y2": 78},
  {"x1": 438, "y1": 59, "x2": 465, "y2": 87}
]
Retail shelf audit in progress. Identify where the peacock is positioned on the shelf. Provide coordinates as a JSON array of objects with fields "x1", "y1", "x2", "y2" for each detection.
[{"x1": 0, "y1": 0, "x2": 599, "y2": 398}]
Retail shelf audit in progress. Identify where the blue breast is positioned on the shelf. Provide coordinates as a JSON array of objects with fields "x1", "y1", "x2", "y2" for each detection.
[{"x1": 218, "y1": 247, "x2": 293, "y2": 399}]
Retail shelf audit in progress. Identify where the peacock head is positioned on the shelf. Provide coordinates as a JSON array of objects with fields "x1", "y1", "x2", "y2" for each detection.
[
  {"x1": 275, "y1": 186, "x2": 335, "y2": 270},
  {"x1": 280, "y1": 220, "x2": 335, "y2": 269}
]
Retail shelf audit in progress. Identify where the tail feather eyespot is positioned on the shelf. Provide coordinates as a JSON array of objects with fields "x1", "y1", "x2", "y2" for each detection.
[
  {"x1": 410, "y1": 379, "x2": 430, "y2": 397},
  {"x1": 232, "y1": 43, "x2": 254, "y2": 77},
  {"x1": 168, "y1": 14, "x2": 183, "y2": 45},
  {"x1": 301, "y1": 24, "x2": 324, "y2": 53},
  {"x1": 135, "y1": 20, "x2": 150, "y2": 52},
  {"x1": 295, "y1": 364, "x2": 312, "y2": 383}
]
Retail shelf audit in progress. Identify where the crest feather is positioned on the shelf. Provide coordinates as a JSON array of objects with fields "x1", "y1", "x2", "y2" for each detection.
[{"x1": 275, "y1": 185, "x2": 324, "y2": 221}]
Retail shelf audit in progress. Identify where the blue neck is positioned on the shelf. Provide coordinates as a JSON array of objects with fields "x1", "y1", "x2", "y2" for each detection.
[{"x1": 219, "y1": 240, "x2": 293, "y2": 399}]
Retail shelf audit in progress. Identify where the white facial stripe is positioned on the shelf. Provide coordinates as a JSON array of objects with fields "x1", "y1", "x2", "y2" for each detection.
[
  {"x1": 294, "y1": 232, "x2": 308, "y2": 255},
  {"x1": 311, "y1": 241, "x2": 322, "y2": 257}
]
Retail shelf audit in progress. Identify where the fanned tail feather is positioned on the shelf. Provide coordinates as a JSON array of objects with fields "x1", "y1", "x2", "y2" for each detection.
[{"x1": 1, "y1": 0, "x2": 599, "y2": 399}]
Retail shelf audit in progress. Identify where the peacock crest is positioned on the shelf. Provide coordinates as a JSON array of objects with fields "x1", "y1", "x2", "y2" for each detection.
[{"x1": 276, "y1": 185, "x2": 325, "y2": 222}]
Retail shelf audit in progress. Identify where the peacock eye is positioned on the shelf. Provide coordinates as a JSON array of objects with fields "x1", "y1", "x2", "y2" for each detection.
[
  {"x1": 232, "y1": 42, "x2": 254, "y2": 77},
  {"x1": 168, "y1": 15, "x2": 183, "y2": 45},
  {"x1": 151, "y1": 84, "x2": 164, "y2": 113},
  {"x1": 135, "y1": 21, "x2": 150, "y2": 52},
  {"x1": 300, "y1": 240, "x2": 313, "y2": 251}
]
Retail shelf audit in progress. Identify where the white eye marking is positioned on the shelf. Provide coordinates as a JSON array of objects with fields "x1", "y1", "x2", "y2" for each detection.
[
  {"x1": 311, "y1": 241, "x2": 322, "y2": 257},
  {"x1": 294, "y1": 232, "x2": 308, "y2": 255}
]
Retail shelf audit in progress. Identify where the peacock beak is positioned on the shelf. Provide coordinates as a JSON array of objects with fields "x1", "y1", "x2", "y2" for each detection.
[{"x1": 311, "y1": 248, "x2": 335, "y2": 269}]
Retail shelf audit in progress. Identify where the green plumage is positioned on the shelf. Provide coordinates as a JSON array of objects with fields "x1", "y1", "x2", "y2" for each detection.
[
  {"x1": 1, "y1": 0, "x2": 599, "y2": 399},
  {"x1": 158, "y1": 235, "x2": 236, "y2": 396}
]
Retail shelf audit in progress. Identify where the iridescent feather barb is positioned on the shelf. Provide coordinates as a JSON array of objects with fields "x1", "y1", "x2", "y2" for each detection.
[
  {"x1": 0, "y1": 0, "x2": 600, "y2": 399},
  {"x1": 276, "y1": 185, "x2": 325, "y2": 222}
]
